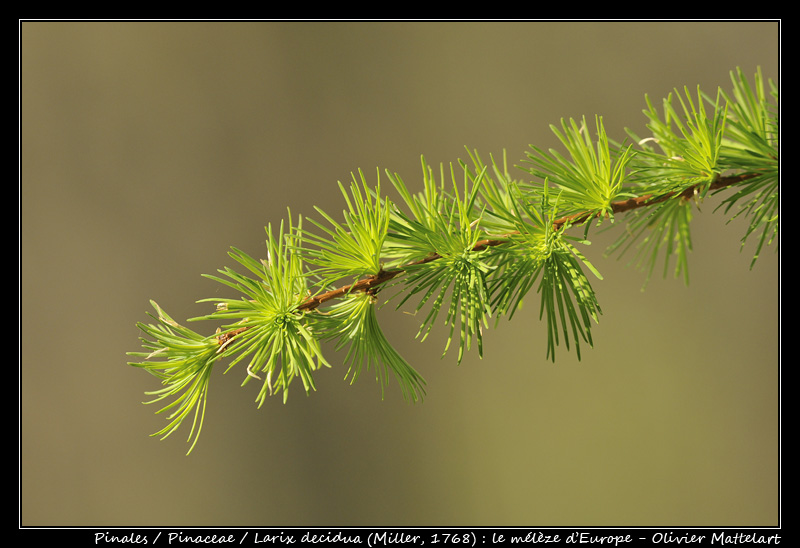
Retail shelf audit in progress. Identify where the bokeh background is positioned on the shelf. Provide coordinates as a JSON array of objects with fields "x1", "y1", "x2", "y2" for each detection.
[{"x1": 20, "y1": 21, "x2": 779, "y2": 527}]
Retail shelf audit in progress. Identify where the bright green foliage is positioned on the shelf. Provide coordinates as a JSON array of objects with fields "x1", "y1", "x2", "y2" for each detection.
[
  {"x1": 315, "y1": 291, "x2": 426, "y2": 402},
  {"x1": 716, "y1": 67, "x2": 780, "y2": 268},
  {"x1": 486, "y1": 185, "x2": 602, "y2": 361},
  {"x1": 302, "y1": 171, "x2": 426, "y2": 401},
  {"x1": 129, "y1": 302, "x2": 219, "y2": 454},
  {"x1": 129, "y1": 67, "x2": 779, "y2": 453},
  {"x1": 461, "y1": 152, "x2": 603, "y2": 361},
  {"x1": 606, "y1": 197, "x2": 694, "y2": 287},
  {"x1": 196, "y1": 219, "x2": 329, "y2": 409},
  {"x1": 638, "y1": 86, "x2": 727, "y2": 184},
  {"x1": 385, "y1": 159, "x2": 493, "y2": 363},
  {"x1": 302, "y1": 169, "x2": 390, "y2": 286},
  {"x1": 605, "y1": 85, "x2": 716, "y2": 287},
  {"x1": 522, "y1": 115, "x2": 634, "y2": 221},
  {"x1": 607, "y1": 70, "x2": 778, "y2": 283}
]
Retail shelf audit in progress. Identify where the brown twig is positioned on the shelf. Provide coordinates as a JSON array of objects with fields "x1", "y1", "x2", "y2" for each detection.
[
  {"x1": 217, "y1": 171, "x2": 757, "y2": 346},
  {"x1": 551, "y1": 172, "x2": 757, "y2": 230}
]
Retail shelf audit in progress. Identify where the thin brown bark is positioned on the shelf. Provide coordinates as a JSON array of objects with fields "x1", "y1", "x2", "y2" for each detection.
[
  {"x1": 552, "y1": 171, "x2": 757, "y2": 229},
  {"x1": 217, "y1": 171, "x2": 757, "y2": 345}
]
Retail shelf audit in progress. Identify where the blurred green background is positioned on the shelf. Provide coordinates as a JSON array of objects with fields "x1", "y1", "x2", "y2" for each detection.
[{"x1": 20, "y1": 21, "x2": 779, "y2": 526}]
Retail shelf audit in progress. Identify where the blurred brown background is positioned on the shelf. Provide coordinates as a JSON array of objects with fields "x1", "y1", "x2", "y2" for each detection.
[{"x1": 20, "y1": 21, "x2": 779, "y2": 526}]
